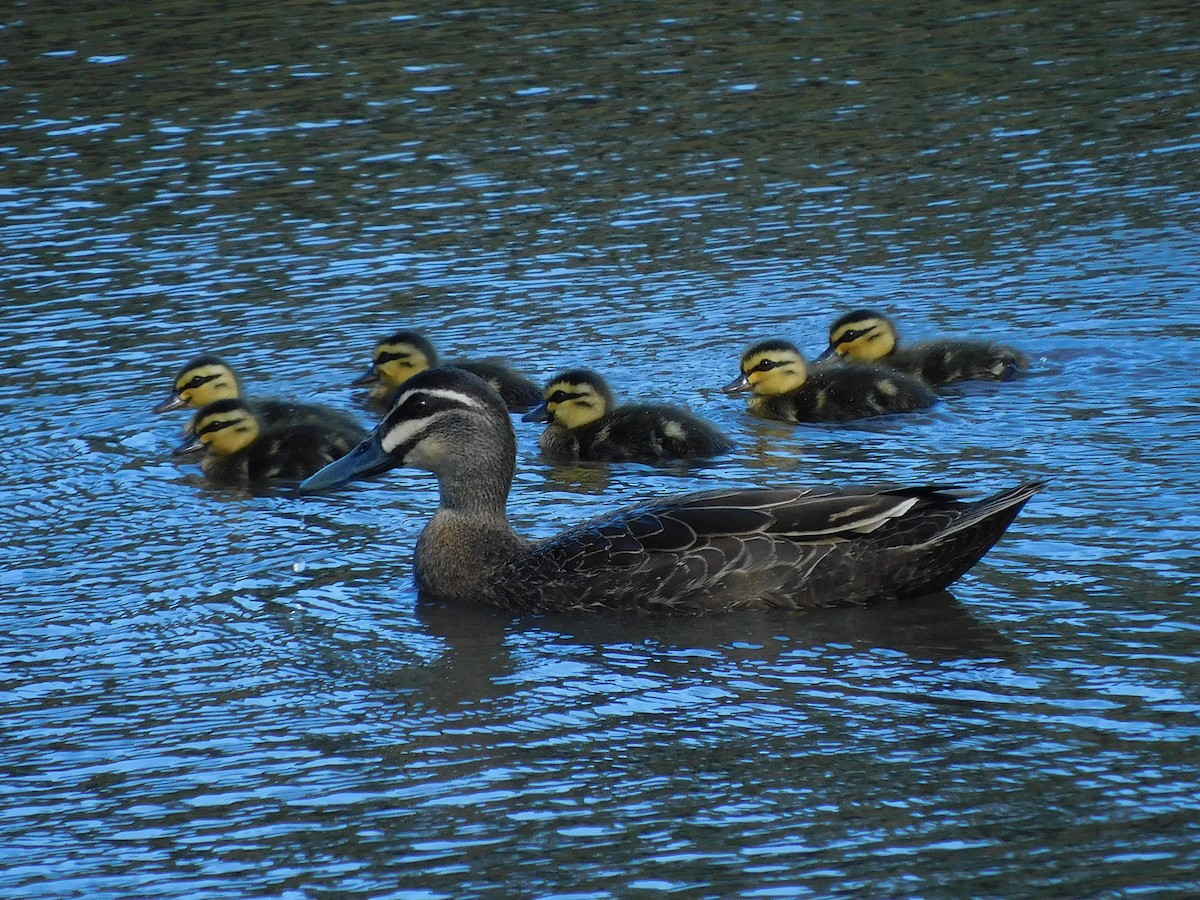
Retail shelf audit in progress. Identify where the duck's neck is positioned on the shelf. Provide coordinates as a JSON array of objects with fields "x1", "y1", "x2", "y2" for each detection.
[
  {"x1": 418, "y1": 453, "x2": 526, "y2": 602},
  {"x1": 435, "y1": 450, "x2": 516, "y2": 522}
]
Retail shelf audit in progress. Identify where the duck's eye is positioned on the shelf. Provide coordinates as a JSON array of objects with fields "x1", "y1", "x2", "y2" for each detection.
[
  {"x1": 548, "y1": 390, "x2": 571, "y2": 403},
  {"x1": 753, "y1": 359, "x2": 780, "y2": 373},
  {"x1": 408, "y1": 396, "x2": 431, "y2": 413}
]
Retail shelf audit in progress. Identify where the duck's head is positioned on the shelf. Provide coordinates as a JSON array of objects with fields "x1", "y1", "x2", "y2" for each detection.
[
  {"x1": 302, "y1": 367, "x2": 516, "y2": 497},
  {"x1": 818, "y1": 309, "x2": 898, "y2": 363},
  {"x1": 352, "y1": 330, "x2": 439, "y2": 397},
  {"x1": 521, "y1": 369, "x2": 614, "y2": 429},
  {"x1": 153, "y1": 354, "x2": 241, "y2": 413},
  {"x1": 722, "y1": 340, "x2": 809, "y2": 396},
  {"x1": 173, "y1": 399, "x2": 260, "y2": 456}
]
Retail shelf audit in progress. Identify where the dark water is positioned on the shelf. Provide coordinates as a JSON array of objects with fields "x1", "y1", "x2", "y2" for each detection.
[{"x1": 2, "y1": 2, "x2": 1198, "y2": 896}]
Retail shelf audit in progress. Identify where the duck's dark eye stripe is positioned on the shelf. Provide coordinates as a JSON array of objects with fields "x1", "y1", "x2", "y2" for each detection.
[
  {"x1": 376, "y1": 351, "x2": 412, "y2": 365},
  {"x1": 837, "y1": 326, "x2": 876, "y2": 344},
  {"x1": 753, "y1": 360, "x2": 779, "y2": 373},
  {"x1": 198, "y1": 418, "x2": 234, "y2": 435},
  {"x1": 183, "y1": 373, "x2": 220, "y2": 390}
]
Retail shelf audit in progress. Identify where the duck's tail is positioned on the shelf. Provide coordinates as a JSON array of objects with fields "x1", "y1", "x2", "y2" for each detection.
[{"x1": 885, "y1": 480, "x2": 1044, "y2": 600}]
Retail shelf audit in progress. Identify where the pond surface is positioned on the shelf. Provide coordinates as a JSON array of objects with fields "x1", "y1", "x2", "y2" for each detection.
[{"x1": 2, "y1": 1, "x2": 1198, "y2": 896}]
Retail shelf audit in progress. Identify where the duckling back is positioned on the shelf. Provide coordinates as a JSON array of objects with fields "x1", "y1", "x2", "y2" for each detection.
[
  {"x1": 751, "y1": 362, "x2": 936, "y2": 423},
  {"x1": 569, "y1": 404, "x2": 732, "y2": 463},
  {"x1": 453, "y1": 361, "x2": 543, "y2": 412},
  {"x1": 890, "y1": 340, "x2": 1030, "y2": 385},
  {"x1": 824, "y1": 310, "x2": 1029, "y2": 386}
]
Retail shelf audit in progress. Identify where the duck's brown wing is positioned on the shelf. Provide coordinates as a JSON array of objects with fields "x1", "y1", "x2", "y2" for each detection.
[{"x1": 498, "y1": 483, "x2": 1041, "y2": 613}]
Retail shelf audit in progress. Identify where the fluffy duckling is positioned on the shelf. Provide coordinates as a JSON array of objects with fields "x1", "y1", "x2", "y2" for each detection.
[
  {"x1": 153, "y1": 354, "x2": 364, "y2": 434},
  {"x1": 819, "y1": 309, "x2": 1029, "y2": 385},
  {"x1": 353, "y1": 330, "x2": 541, "y2": 413},
  {"x1": 723, "y1": 340, "x2": 936, "y2": 423},
  {"x1": 174, "y1": 398, "x2": 368, "y2": 486},
  {"x1": 522, "y1": 369, "x2": 732, "y2": 463},
  {"x1": 299, "y1": 367, "x2": 1042, "y2": 613}
]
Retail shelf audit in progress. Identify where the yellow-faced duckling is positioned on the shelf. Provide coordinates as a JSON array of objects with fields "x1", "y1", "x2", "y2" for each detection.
[
  {"x1": 353, "y1": 330, "x2": 541, "y2": 413},
  {"x1": 299, "y1": 367, "x2": 1042, "y2": 613},
  {"x1": 819, "y1": 309, "x2": 1029, "y2": 385},
  {"x1": 174, "y1": 398, "x2": 369, "y2": 486},
  {"x1": 723, "y1": 340, "x2": 936, "y2": 423},
  {"x1": 153, "y1": 354, "x2": 365, "y2": 434},
  {"x1": 522, "y1": 368, "x2": 732, "y2": 463}
]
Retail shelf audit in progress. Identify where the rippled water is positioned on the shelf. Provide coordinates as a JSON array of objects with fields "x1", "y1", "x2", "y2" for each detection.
[{"x1": 2, "y1": 2, "x2": 1198, "y2": 896}]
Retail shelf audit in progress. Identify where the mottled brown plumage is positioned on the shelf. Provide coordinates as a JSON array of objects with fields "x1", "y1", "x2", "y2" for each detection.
[{"x1": 301, "y1": 368, "x2": 1041, "y2": 614}]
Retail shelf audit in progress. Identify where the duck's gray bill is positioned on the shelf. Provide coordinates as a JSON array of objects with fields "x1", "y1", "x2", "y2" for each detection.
[
  {"x1": 521, "y1": 402, "x2": 551, "y2": 423},
  {"x1": 153, "y1": 393, "x2": 187, "y2": 414},
  {"x1": 172, "y1": 435, "x2": 204, "y2": 455},
  {"x1": 814, "y1": 346, "x2": 838, "y2": 363},
  {"x1": 720, "y1": 373, "x2": 751, "y2": 395},
  {"x1": 300, "y1": 434, "x2": 396, "y2": 493},
  {"x1": 350, "y1": 365, "x2": 378, "y2": 387}
]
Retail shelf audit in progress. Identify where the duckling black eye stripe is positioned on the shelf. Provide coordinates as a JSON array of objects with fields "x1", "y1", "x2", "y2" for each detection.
[
  {"x1": 376, "y1": 351, "x2": 411, "y2": 364},
  {"x1": 197, "y1": 418, "x2": 234, "y2": 435},
  {"x1": 183, "y1": 374, "x2": 221, "y2": 389}
]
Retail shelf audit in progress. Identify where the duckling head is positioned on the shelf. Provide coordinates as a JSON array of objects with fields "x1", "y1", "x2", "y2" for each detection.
[
  {"x1": 353, "y1": 331, "x2": 439, "y2": 398},
  {"x1": 521, "y1": 369, "x2": 614, "y2": 429},
  {"x1": 819, "y1": 309, "x2": 898, "y2": 363},
  {"x1": 722, "y1": 340, "x2": 809, "y2": 396},
  {"x1": 173, "y1": 399, "x2": 261, "y2": 456},
  {"x1": 302, "y1": 367, "x2": 516, "y2": 509},
  {"x1": 153, "y1": 354, "x2": 241, "y2": 413}
]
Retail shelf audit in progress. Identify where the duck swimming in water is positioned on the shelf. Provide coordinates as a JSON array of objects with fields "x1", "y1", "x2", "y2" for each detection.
[
  {"x1": 153, "y1": 354, "x2": 364, "y2": 434},
  {"x1": 353, "y1": 330, "x2": 541, "y2": 413},
  {"x1": 723, "y1": 339, "x2": 937, "y2": 423},
  {"x1": 819, "y1": 309, "x2": 1029, "y2": 386},
  {"x1": 522, "y1": 368, "x2": 732, "y2": 463},
  {"x1": 300, "y1": 367, "x2": 1041, "y2": 614},
  {"x1": 175, "y1": 398, "x2": 368, "y2": 486}
]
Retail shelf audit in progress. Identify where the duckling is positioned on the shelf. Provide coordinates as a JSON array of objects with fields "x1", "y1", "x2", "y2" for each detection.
[
  {"x1": 299, "y1": 367, "x2": 1042, "y2": 613},
  {"x1": 522, "y1": 369, "x2": 732, "y2": 463},
  {"x1": 174, "y1": 398, "x2": 368, "y2": 485},
  {"x1": 153, "y1": 354, "x2": 365, "y2": 434},
  {"x1": 353, "y1": 330, "x2": 541, "y2": 413},
  {"x1": 723, "y1": 340, "x2": 937, "y2": 423},
  {"x1": 819, "y1": 309, "x2": 1029, "y2": 385}
]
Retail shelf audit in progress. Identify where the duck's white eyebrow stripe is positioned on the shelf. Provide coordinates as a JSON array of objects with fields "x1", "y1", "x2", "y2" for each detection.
[
  {"x1": 393, "y1": 387, "x2": 486, "y2": 410},
  {"x1": 381, "y1": 415, "x2": 439, "y2": 453}
]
